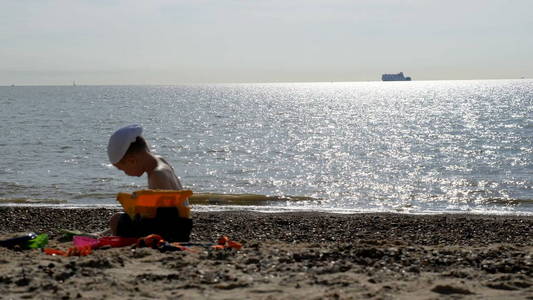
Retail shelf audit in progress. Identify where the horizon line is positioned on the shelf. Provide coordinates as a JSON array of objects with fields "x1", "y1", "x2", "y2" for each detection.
[{"x1": 2, "y1": 77, "x2": 531, "y2": 87}]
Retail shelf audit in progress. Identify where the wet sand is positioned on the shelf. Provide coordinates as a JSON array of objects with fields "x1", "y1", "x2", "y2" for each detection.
[{"x1": 0, "y1": 207, "x2": 532, "y2": 299}]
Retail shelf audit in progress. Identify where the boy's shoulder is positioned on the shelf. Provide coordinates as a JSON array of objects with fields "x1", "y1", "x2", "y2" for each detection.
[{"x1": 155, "y1": 156, "x2": 172, "y2": 168}]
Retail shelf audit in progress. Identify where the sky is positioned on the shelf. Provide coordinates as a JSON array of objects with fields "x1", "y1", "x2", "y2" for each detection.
[{"x1": 1, "y1": 0, "x2": 532, "y2": 85}]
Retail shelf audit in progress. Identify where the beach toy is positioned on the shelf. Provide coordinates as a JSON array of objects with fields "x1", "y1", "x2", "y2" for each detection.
[
  {"x1": 226, "y1": 240, "x2": 243, "y2": 250},
  {"x1": 44, "y1": 246, "x2": 92, "y2": 256},
  {"x1": 97, "y1": 236, "x2": 138, "y2": 248},
  {"x1": 43, "y1": 233, "x2": 242, "y2": 257},
  {"x1": 67, "y1": 246, "x2": 92, "y2": 256},
  {"x1": 44, "y1": 248, "x2": 67, "y2": 256},
  {"x1": 0, "y1": 233, "x2": 37, "y2": 249},
  {"x1": 43, "y1": 236, "x2": 135, "y2": 257},
  {"x1": 216, "y1": 236, "x2": 242, "y2": 250},
  {"x1": 27, "y1": 234, "x2": 49, "y2": 249},
  {"x1": 117, "y1": 189, "x2": 193, "y2": 219},
  {"x1": 73, "y1": 236, "x2": 99, "y2": 249},
  {"x1": 137, "y1": 234, "x2": 166, "y2": 248},
  {"x1": 60, "y1": 229, "x2": 98, "y2": 240},
  {"x1": 135, "y1": 234, "x2": 242, "y2": 252}
]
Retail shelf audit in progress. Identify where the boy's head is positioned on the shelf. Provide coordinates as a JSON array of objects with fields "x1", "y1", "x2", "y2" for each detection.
[{"x1": 107, "y1": 125, "x2": 150, "y2": 176}]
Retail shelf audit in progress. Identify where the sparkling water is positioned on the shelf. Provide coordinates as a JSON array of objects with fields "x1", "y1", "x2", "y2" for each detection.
[{"x1": 1, "y1": 80, "x2": 532, "y2": 214}]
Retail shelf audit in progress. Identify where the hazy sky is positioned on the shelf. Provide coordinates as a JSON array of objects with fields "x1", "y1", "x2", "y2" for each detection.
[{"x1": 1, "y1": 0, "x2": 532, "y2": 85}]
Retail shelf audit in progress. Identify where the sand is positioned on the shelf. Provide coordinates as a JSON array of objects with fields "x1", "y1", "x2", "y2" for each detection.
[{"x1": 0, "y1": 207, "x2": 532, "y2": 299}]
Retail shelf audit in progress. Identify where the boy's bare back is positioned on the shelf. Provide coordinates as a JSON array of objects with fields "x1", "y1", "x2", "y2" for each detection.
[{"x1": 147, "y1": 156, "x2": 183, "y2": 190}]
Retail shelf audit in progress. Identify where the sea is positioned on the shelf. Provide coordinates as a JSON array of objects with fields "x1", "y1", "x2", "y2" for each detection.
[{"x1": 1, "y1": 80, "x2": 532, "y2": 215}]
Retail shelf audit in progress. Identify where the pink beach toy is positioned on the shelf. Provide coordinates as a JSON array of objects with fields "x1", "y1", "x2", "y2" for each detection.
[
  {"x1": 73, "y1": 236, "x2": 137, "y2": 249},
  {"x1": 73, "y1": 236, "x2": 99, "y2": 249}
]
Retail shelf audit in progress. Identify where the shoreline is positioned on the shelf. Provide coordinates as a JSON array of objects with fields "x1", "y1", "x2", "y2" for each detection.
[
  {"x1": 1, "y1": 203, "x2": 532, "y2": 217},
  {"x1": 1, "y1": 207, "x2": 532, "y2": 299}
]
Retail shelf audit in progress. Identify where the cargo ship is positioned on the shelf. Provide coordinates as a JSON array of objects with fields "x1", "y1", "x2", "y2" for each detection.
[{"x1": 382, "y1": 72, "x2": 412, "y2": 81}]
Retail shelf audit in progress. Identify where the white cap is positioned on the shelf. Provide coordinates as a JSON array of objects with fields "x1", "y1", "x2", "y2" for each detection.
[{"x1": 107, "y1": 125, "x2": 143, "y2": 164}]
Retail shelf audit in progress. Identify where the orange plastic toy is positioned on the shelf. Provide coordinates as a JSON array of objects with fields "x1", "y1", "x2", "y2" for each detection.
[
  {"x1": 43, "y1": 246, "x2": 92, "y2": 257},
  {"x1": 137, "y1": 234, "x2": 165, "y2": 248},
  {"x1": 117, "y1": 189, "x2": 193, "y2": 219}
]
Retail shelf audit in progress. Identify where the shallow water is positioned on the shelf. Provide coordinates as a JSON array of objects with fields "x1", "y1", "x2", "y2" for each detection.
[{"x1": 1, "y1": 80, "x2": 532, "y2": 214}]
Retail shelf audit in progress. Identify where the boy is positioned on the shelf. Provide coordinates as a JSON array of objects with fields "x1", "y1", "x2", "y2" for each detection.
[{"x1": 107, "y1": 124, "x2": 191, "y2": 241}]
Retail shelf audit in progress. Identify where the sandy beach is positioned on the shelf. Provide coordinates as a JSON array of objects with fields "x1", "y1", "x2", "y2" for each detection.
[{"x1": 0, "y1": 207, "x2": 531, "y2": 299}]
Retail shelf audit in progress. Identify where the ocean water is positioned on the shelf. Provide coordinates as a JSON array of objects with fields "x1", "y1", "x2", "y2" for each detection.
[{"x1": 1, "y1": 80, "x2": 532, "y2": 214}]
